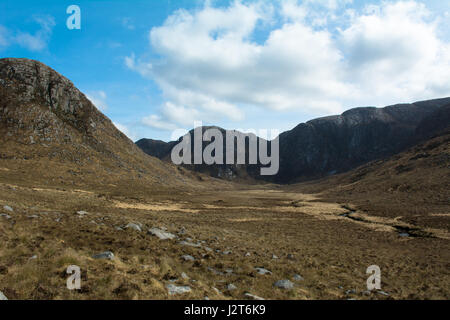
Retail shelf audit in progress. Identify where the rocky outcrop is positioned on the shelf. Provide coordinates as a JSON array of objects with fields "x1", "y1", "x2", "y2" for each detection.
[
  {"x1": 136, "y1": 97, "x2": 450, "y2": 183},
  {"x1": 275, "y1": 98, "x2": 450, "y2": 183},
  {"x1": 0, "y1": 58, "x2": 185, "y2": 186}
]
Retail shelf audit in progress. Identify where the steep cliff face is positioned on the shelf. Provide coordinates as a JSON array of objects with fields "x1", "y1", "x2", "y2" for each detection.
[
  {"x1": 0, "y1": 58, "x2": 187, "y2": 187},
  {"x1": 275, "y1": 98, "x2": 450, "y2": 183},
  {"x1": 136, "y1": 98, "x2": 450, "y2": 183},
  {"x1": 137, "y1": 127, "x2": 266, "y2": 181}
]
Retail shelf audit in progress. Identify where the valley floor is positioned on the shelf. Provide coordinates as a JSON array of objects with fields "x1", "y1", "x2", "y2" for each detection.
[{"x1": 0, "y1": 178, "x2": 449, "y2": 300}]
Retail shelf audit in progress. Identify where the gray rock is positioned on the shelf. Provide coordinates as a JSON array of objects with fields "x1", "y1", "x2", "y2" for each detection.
[
  {"x1": 185, "y1": 237, "x2": 193, "y2": 242},
  {"x1": 287, "y1": 254, "x2": 295, "y2": 260},
  {"x1": 181, "y1": 272, "x2": 189, "y2": 279},
  {"x1": 274, "y1": 280, "x2": 294, "y2": 289},
  {"x1": 255, "y1": 267, "x2": 272, "y2": 275},
  {"x1": 244, "y1": 292, "x2": 265, "y2": 300},
  {"x1": 293, "y1": 274, "x2": 304, "y2": 281},
  {"x1": 245, "y1": 252, "x2": 251, "y2": 257},
  {"x1": 222, "y1": 251, "x2": 232, "y2": 255},
  {"x1": 30, "y1": 255, "x2": 38, "y2": 260},
  {"x1": 272, "y1": 254, "x2": 279, "y2": 259},
  {"x1": 148, "y1": 228, "x2": 176, "y2": 240},
  {"x1": 227, "y1": 283, "x2": 237, "y2": 291},
  {"x1": 178, "y1": 241, "x2": 201, "y2": 248},
  {"x1": 181, "y1": 255, "x2": 195, "y2": 262},
  {"x1": 115, "y1": 226, "x2": 123, "y2": 231},
  {"x1": 76, "y1": 211, "x2": 88, "y2": 216},
  {"x1": 345, "y1": 289, "x2": 357, "y2": 295},
  {"x1": 125, "y1": 223, "x2": 142, "y2": 232},
  {"x1": 204, "y1": 247, "x2": 213, "y2": 252},
  {"x1": 0, "y1": 291, "x2": 7, "y2": 300},
  {"x1": 92, "y1": 251, "x2": 114, "y2": 260},
  {"x1": 0, "y1": 214, "x2": 11, "y2": 219},
  {"x1": 377, "y1": 290, "x2": 390, "y2": 296},
  {"x1": 167, "y1": 284, "x2": 191, "y2": 295},
  {"x1": 3, "y1": 205, "x2": 13, "y2": 212}
]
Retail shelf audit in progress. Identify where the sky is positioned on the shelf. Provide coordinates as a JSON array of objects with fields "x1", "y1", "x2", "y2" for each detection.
[{"x1": 0, "y1": 0, "x2": 449, "y2": 142}]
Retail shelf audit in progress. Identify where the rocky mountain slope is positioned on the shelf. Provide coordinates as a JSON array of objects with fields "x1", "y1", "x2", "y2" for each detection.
[
  {"x1": 137, "y1": 127, "x2": 268, "y2": 181},
  {"x1": 137, "y1": 98, "x2": 450, "y2": 183},
  {"x1": 0, "y1": 58, "x2": 202, "y2": 189},
  {"x1": 295, "y1": 112, "x2": 450, "y2": 232}
]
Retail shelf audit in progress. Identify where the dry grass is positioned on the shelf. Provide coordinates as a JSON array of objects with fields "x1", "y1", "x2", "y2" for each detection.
[{"x1": 0, "y1": 174, "x2": 449, "y2": 300}]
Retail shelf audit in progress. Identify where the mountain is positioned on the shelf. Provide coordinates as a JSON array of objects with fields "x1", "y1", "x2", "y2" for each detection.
[
  {"x1": 275, "y1": 98, "x2": 450, "y2": 183},
  {"x1": 297, "y1": 114, "x2": 450, "y2": 232},
  {"x1": 0, "y1": 58, "x2": 196, "y2": 189},
  {"x1": 137, "y1": 126, "x2": 266, "y2": 181},
  {"x1": 136, "y1": 97, "x2": 450, "y2": 183}
]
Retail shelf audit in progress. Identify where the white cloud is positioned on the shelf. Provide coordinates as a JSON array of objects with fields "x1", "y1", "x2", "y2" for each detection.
[
  {"x1": 15, "y1": 15, "x2": 55, "y2": 51},
  {"x1": 142, "y1": 114, "x2": 179, "y2": 131},
  {"x1": 0, "y1": 15, "x2": 55, "y2": 52},
  {"x1": 126, "y1": 0, "x2": 450, "y2": 131},
  {"x1": 86, "y1": 91, "x2": 108, "y2": 112},
  {"x1": 338, "y1": 1, "x2": 450, "y2": 104}
]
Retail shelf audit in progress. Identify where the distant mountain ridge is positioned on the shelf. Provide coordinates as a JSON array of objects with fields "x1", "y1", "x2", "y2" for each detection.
[{"x1": 137, "y1": 97, "x2": 450, "y2": 183}]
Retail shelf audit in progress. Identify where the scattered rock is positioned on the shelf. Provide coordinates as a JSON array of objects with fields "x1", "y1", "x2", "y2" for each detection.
[
  {"x1": 204, "y1": 247, "x2": 213, "y2": 252},
  {"x1": 148, "y1": 228, "x2": 176, "y2": 240},
  {"x1": 0, "y1": 291, "x2": 7, "y2": 300},
  {"x1": 167, "y1": 284, "x2": 191, "y2": 295},
  {"x1": 274, "y1": 280, "x2": 294, "y2": 289},
  {"x1": 245, "y1": 252, "x2": 251, "y2": 257},
  {"x1": 181, "y1": 255, "x2": 195, "y2": 262},
  {"x1": 293, "y1": 274, "x2": 304, "y2": 281},
  {"x1": 272, "y1": 254, "x2": 279, "y2": 259},
  {"x1": 181, "y1": 272, "x2": 189, "y2": 280},
  {"x1": 377, "y1": 290, "x2": 390, "y2": 296},
  {"x1": 208, "y1": 267, "x2": 224, "y2": 276},
  {"x1": 225, "y1": 269, "x2": 233, "y2": 274},
  {"x1": 3, "y1": 205, "x2": 13, "y2": 212},
  {"x1": 255, "y1": 267, "x2": 272, "y2": 275},
  {"x1": 92, "y1": 251, "x2": 114, "y2": 260},
  {"x1": 222, "y1": 251, "x2": 232, "y2": 255},
  {"x1": 178, "y1": 241, "x2": 201, "y2": 248},
  {"x1": 76, "y1": 211, "x2": 88, "y2": 216},
  {"x1": 27, "y1": 215, "x2": 39, "y2": 219},
  {"x1": 287, "y1": 254, "x2": 295, "y2": 260},
  {"x1": 0, "y1": 214, "x2": 11, "y2": 219},
  {"x1": 204, "y1": 296, "x2": 210, "y2": 300},
  {"x1": 227, "y1": 283, "x2": 237, "y2": 291},
  {"x1": 125, "y1": 223, "x2": 142, "y2": 232},
  {"x1": 30, "y1": 255, "x2": 38, "y2": 260},
  {"x1": 345, "y1": 289, "x2": 357, "y2": 295},
  {"x1": 212, "y1": 287, "x2": 222, "y2": 295},
  {"x1": 185, "y1": 237, "x2": 193, "y2": 242},
  {"x1": 244, "y1": 292, "x2": 265, "y2": 300},
  {"x1": 115, "y1": 226, "x2": 123, "y2": 231}
]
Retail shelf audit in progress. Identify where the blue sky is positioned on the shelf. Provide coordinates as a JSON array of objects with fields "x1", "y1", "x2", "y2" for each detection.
[{"x1": 1, "y1": 0, "x2": 450, "y2": 141}]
